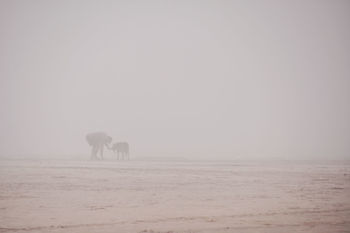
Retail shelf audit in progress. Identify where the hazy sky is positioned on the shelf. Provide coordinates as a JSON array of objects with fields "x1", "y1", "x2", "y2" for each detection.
[{"x1": 1, "y1": 0, "x2": 349, "y2": 159}]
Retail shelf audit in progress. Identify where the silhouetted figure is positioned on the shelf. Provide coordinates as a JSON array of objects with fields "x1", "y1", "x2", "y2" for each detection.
[
  {"x1": 110, "y1": 142, "x2": 129, "y2": 160},
  {"x1": 86, "y1": 132, "x2": 112, "y2": 160}
]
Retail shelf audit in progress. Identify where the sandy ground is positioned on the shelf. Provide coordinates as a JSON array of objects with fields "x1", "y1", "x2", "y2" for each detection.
[{"x1": 0, "y1": 159, "x2": 349, "y2": 233}]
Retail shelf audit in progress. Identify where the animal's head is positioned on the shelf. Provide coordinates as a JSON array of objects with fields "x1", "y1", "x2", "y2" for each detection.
[
  {"x1": 106, "y1": 135, "x2": 112, "y2": 144},
  {"x1": 86, "y1": 134, "x2": 93, "y2": 146}
]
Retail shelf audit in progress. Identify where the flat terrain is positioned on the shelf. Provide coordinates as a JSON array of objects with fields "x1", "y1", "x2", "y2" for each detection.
[{"x1": 0, "y1": 159, "x2": 349, "y2": 233}]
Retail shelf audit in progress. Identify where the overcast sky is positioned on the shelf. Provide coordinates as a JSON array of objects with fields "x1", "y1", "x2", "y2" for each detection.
[{"x1": 1, "y1": 0, "x2": 349, "y2": 159}]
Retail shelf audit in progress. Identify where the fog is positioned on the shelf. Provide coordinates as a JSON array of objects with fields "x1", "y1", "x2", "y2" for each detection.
[
  {"x1": 1, "y1": 2, "x2": 350, "y2": 232},
  {"x1": 1, "y1": 0, "x2": 350, "y2": 160}
]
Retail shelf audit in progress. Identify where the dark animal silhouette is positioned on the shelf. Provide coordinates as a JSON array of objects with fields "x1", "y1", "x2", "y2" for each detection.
[
  {"x1": 110, "y1": 142, "x2": 129, "y2": 160},
  {"x1": 86, "y1": 132, "x2": 112, "y2": 160}
]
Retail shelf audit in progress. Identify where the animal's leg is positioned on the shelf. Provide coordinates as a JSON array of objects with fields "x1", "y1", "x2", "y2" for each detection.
[
  {"x1": 90, "y1": 147, "x2": 94, "y2": 160},
  {"x1": 99, "y1": 144, "x2": 104, "y2": 160},
  {"x1": 91, "y1": 146, "x2": 98, "y2": 160},
  {"x1": 94, "y1": 146, "x2": 99, "y2": 160}
]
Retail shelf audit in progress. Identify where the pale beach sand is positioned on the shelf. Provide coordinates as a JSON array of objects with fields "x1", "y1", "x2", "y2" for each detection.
[{"x1": 0, "y1": 159, "x2": 349, "y2": 233}]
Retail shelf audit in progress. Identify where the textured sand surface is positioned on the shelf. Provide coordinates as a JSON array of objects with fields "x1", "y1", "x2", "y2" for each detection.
[{"x1": 0, "y1": 159, "x2": 349, "y2": 233}]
